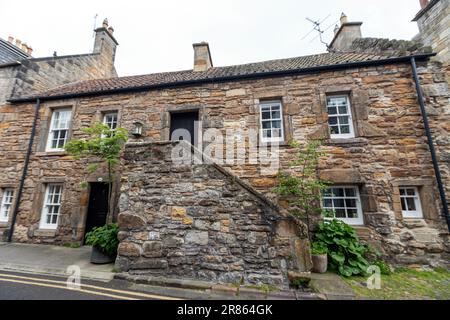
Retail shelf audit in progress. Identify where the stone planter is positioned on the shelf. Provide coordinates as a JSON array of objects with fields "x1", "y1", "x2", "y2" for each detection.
[
  {"x1": 311, "y1": 254, "x2": 328, "y2": 273},
  {"x1": 90, "y1": 246, "x2": 115, "y2": 264}
]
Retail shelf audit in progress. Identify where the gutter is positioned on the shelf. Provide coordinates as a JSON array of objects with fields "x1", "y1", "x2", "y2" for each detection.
[
  {"x1": 8, "y1": 53, "x2": 435, "y2": 103},
  {"x1": 410, "y1": 57, "x2": 450, "y2": 232},
  {"x1": 7, "y1": 98, "x2": 41, "y2": 242}
]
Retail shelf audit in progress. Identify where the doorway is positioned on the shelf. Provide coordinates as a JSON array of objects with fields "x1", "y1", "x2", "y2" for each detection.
[
  {"x1": 170, "y1": 111, "x2": 199, "y2": 146},
  {"x1": 84, "y1": 182, "x2": 110, "y2": 242}
]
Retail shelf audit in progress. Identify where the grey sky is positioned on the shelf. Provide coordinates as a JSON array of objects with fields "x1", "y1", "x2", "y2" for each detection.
[{"x1": 0, "y1": 0, "x2": 423, "y2": 76}]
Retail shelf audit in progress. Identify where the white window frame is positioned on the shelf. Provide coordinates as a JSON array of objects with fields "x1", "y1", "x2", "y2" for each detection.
[
  {"x1": 0, "y1": 188, "x2": 14, "y2": 223},
  {"x1": 259, "y1": 101, "x2": 284, "y2": 143},
  {"x1": 103, "y1": 112, "x2": 118, "y2": 131},
  {"x1": 326, "y1": 95, "x2": 355, "y2": 139},
  {"x1": 46, "y1": 108, "x2": 72, "y2": 152},
  {"x1": 322, "y1": 185, "x2": 364, "y2": 225},
  {"x1": 39, "y1": 184, "x2": 63, "y2": 230},
  {"x1": 399, "y1": 186, "x2": 423, "y2": 218}
]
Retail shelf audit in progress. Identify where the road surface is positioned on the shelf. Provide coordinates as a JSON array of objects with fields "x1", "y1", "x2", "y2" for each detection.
[{"x1": 0, "y1": 270, "x2": 180, "y2": 300}]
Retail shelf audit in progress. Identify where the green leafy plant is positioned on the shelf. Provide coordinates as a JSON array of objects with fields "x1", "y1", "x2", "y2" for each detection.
[
  {"x1": 273, "y1": 140, "x2": 330, "y2": 239},
  {"x1": 374, "y1": 260, "x2": 392, "y2": 275},
  {"x1": 65, "y1": 123, "x2": 128, "y2": 216},
  {"x1": 85, "y1": 223, "x2": 119, "y2": 256},
  {"x1": 314, "y1": 219, "x2": 370, "y2": 277},
  {"x1": 311, "y1": 241, "x2": 328, "y2": 255}
]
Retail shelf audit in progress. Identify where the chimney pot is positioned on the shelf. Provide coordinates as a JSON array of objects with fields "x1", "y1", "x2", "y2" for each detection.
[
  {"x1": 26, "y1": 46, "x2": 33, "y2": 56},
  {"x1": 15, "y1": 39, "x2": 22, "y2": 48},
  {"x1": 21, "y1": 43, "x2": 28, "y2": 52},
  {"x1": 102, "y1": 18, "x2": 109, "y2": 28},
  {"x1": 340, "y1": 12, "x2": 348, "y2": 25},
  {"x1": 193, "y1": 42, "x2": 213, "y2": 72},
  {"x1": 7, "y1": 36, "x2": 14, "y2": 43},
  {"x1": 107, "y1": 26, "x2": 114, "y2": 35},
  {"x1": 419, "y1": 0, "x2": 430, "y2": 8}
]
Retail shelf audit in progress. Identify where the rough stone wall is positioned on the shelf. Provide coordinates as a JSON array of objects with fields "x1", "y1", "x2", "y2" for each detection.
[
  {"x1": 115, "y1": 141, "x2": 307, "y2": 285},
  {"x1": 1, "y1": 61, "x2": 448, "y2": 267},
  {"x1": 414, "y1": 0, "x2": 450, "y2": 65},
  {"x1": 8, "y1": 53, "x2": 117, "y2": 102},
  {"x1": 0, "y1": 66, "x2": 16, "y2": 104}
]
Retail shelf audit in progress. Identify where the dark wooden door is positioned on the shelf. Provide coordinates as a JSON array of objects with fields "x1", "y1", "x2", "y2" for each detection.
[
  {"x1": 85, "y1": 183, "x2": 109, "y2": 240},
  {"x1": 170, "y1": 111, "x2": 198, "y2": 146}
]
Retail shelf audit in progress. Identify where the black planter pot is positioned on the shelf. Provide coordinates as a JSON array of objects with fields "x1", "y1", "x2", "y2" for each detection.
[{"x1": 90, "y1": 246, "x2": 115, "y2": 264}]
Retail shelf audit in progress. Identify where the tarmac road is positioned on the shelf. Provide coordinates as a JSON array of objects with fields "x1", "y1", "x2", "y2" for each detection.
[{"x1": 0, "y1": 270, "x2": 181, "y2": 300}]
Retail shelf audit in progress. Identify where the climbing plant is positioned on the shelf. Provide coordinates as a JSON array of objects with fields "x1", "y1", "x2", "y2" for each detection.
[
  {"x1": 273, "y1": 140, "x2": 332, "y2": 239},
  {"x1": 65, "y1": 123, "x2": 128, "y2": 216}
]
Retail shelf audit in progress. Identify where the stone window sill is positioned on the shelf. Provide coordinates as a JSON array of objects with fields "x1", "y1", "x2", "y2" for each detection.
[
  {"x1": 35, "y1": 151, "x2": 68, "y2": 157},
  {"x1": 34, "y1": 229, "x2": 57, "y2": 237},
  {"x1": 325, "y1": 137, "x2": 368, "y2": 146},
  {"x1": 0, "y1": 222, "x2": 9, "y2": 228},
  {"x1": 258, "y1": 141, "x2": 290, "y2": 148}
]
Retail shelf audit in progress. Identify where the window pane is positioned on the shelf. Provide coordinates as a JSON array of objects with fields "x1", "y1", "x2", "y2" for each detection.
[
  {"x1": 261, "y1": 111, "x2": 271, "y2": 120},
  {"x1": 328, "y1": 117, "x2": 338, "y2": 125},
  {"x1": 272, "y1": 120, "x2": 281, "y2": 129},
  {"x1": 338, "y1": 105, "x2": 348, "y2": 114},
  {"x1": 345, "y1": 198, "x2": 356, "y2": 208},
  {"x1": 345, "y1": 188, "x2": 355, "y2": 197},
  {"x1": 339, "y1": 116, "x2": 349, "y2": 124},
  {"x1": 330, "y1": 126, "x2": 339, "y2": 134},
  {"x1": 323, "y1": 199, "x2": 332, "y2": 207},
  {"x1": 327, "y1": 107, "x2": 337, "y2": 115},
  {"x1": 333, "y1": 198, "x2": 345, "y2": 208},
  {"x1": 406, "y1": 189, "x2": 415, "y2": 196},
  {"x1": 406, "y1": 198, "x2": 416, "y2": 211},
  {"x1": 271, "y1": 110, "x2": 281, "y2": 119},
  {"x1": 340, "y1": 125, "x2": 350, "y2": 134},
  {"x1": 401, "y1": 198, "x2": 406, "y2": 211},
  {"x1": 262, "y1": 121, "x2": 271, "y2": 129},
  {"x1": 274, "y1": 129, "x2": 282, "y2": 138},
  {"x1": 332, "y1": 188, "x2": 344, "y2": 197},
  {"x1": 347, "y1": 209, "x2": 358, "y2": 218},
  {"x1": 399, "y1": 188, "x2": 405, "y2": 196},
  {"x1": 335, "y1": 209, "x2": 346, "y2": 218}
]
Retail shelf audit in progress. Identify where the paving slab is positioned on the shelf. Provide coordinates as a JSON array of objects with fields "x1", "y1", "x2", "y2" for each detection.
[
  {"x1": 309, "y1": 272, "x2": 355, "y2": 300},
  {"x1": 0, "y1": 242, "x2": 114, "y2": 281}
]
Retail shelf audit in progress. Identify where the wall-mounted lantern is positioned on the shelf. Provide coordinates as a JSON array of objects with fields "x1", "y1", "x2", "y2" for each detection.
[{"x1": 132, "y1": 122, "x2": 143, "y2": 137}]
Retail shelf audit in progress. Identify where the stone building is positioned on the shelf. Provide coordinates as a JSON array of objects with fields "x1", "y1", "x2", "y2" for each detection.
[
  {"x1": 0, "y1": 3, "x2": 448, "y2": 285},
  {"x1": 0, "y1": 19, "x2": 118, "y2": 105}
]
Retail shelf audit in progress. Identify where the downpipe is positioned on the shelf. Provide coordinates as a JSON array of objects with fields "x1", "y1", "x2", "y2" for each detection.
[
  {"x1": 410, "y1": 57, "x2": 450, "y2": 232},
  {"x1": 7, "y1": 98, "x2": 41, "y2": 242}
]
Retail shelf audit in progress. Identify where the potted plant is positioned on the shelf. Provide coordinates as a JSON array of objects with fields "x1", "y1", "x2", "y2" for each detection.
[
  {"x1": 311, "y1": 241, "x2": 328, "y2": 273},
  {"x1": 85, "y1": 223, "x2": 119, "y2": 264}
]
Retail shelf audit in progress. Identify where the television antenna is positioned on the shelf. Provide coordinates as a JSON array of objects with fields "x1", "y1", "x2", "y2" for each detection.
[
  {"x1": 301, "y1": 14, "x2": 337, "y2": 50},
  {"x1": 93, "y1": 14, "x2": 98, "y2": 37}
]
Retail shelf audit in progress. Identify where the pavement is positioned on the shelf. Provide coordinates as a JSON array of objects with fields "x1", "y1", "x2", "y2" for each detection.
[
  {"x1": 0, "y1": 242, "x2": 355, "y2": 300},
  {"x1": 0, "y1": 242, "x2": 114, "y2": 281}
]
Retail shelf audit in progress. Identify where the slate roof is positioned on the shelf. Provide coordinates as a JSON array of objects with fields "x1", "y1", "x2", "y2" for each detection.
[
  {"x1": 0, "y1": 38, "x2": 30, "y2": 65},
  {"x1": 11, "y1": 51, "x2": 432, "y2": 101}
]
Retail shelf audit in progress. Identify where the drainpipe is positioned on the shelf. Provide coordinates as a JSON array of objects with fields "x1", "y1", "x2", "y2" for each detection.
[
  {"x1": 7, "y1": 98, "x2": 41, "y2": 242},
  {"x1": 410, "y1": 57, "x2": 450, "y2": 232}
]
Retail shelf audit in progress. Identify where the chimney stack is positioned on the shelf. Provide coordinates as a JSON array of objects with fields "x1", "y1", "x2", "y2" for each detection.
[
  {"x1": 93, "y1": 17, "x2": 119, "y2": 64},
  {"x1": 193, "y1": 42, "x2": 213, "y2": 72},
  {"x1": 7, "y1": 36, "x2": 14, "y2": 43},
  {"x1": 329, "y1": 13, "x2": 363, "y2": 52},
  {"x1": 419, "y1": 0, "x2": 430, "y2": 9}
]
